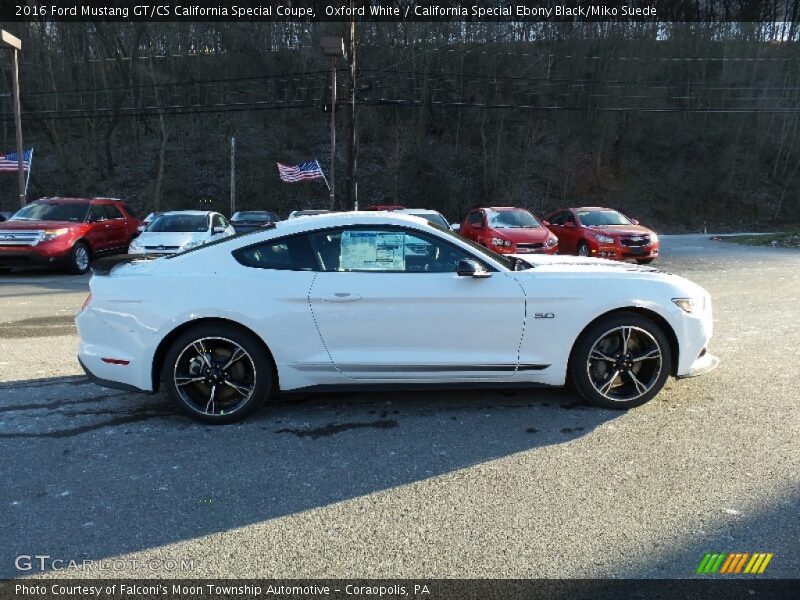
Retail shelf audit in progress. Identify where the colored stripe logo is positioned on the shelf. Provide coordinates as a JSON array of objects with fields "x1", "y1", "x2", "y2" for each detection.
[{"x1": 697, "y1": 552, "x2": 773, "y2": 574}]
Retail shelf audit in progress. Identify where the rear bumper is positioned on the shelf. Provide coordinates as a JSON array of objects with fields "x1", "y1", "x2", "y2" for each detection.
[
  {"x1": 677, "y1": 352, "x2": 720, "y2": 379},
  {"x1": 78, "y1": 356, "x2": 149, "y2": 393}
]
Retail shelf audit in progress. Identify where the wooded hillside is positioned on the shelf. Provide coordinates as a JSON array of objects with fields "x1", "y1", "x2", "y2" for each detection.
[{"x1": 1, "y1": 20, "x2": 799, "y2": 231}]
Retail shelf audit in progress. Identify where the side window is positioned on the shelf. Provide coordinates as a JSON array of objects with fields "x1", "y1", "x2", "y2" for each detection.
[
  {"x1": 233, "y1": 234, "x2": 318, "y2": 271},
  {"x1": 565, "y1": 212, "x2": 577, "y2": 225},
  {"x1": 103, "y1": 204, "x2": 123, "y2": 219},
  {"x1": 548, "y1": 211, "x2": 565, "y2": 226},
  {"x1": 218, "y1": 215, "x2": 230, "y2": 228},
  {"x1": 88, "y1": 205, "x2": 106, "y2": 222},
  {"x1": 212, "y1": 214, "x2": 224, "y2": 229},
  {"x1": 467, "y1": 211, "x2": 484, "y2": 227},
  {"x1": 310, "y1": 228, "x2": 477, "y2": 273}
]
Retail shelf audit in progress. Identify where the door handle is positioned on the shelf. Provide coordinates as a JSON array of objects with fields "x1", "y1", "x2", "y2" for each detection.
[{"x1": 319, "y1": 293, "x2": 363, "y2": 302}]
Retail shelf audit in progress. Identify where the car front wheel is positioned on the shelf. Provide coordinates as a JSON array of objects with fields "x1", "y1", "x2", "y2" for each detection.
[
  {"x1": 68, "y1": 242, "x2": 91, "y2": 274},
  {"x1": 637, "y1": 258, "x2": 655, "y2": 265},
  {"x1": 569, "y1": 312, "x2": 672, "y2": 409},
  {"x1": 577, "y1": 241, "x2": 590, "y2": 257},
  {"x1": 162, "y1": 324, "x2": 272, "y2": 424}
]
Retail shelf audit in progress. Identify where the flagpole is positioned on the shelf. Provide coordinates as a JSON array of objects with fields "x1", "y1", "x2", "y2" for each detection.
[
  {"x1": 23, "y1": 148, "x2": 33, "y2": 196},
  {"x1": 316, "y1": 158, "x2": 331, "y2": 192}
]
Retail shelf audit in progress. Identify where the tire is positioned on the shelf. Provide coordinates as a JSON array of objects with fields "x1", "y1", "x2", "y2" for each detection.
[
  {"x1": 67, "y1": 242, "x2": 91, "y2": 274},
  {"x1": 577, "y1": 241, "x2": 590, "y2": 257},
  {"x1": 637, "y1": 258, "x2": 655, "y2": 265},
  {"x1": 161, "y1": 324, "x2": 272, "y2": 424},
  {"x1": 569, "y1": 312, "x2": 672, "y2": 410}
]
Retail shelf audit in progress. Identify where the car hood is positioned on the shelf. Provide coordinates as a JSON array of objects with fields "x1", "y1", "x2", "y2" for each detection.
[
  {"x1": 0, "y1": 220, "x2": 83, "y2": 231},
  {"x1": 583, "y1": 224, "x2": 653, "y2": 237},
  {"x1": 512, "y1": 253, "x2": 657, "y2": 273},
  {"x1": 135, "y1": 231, "x2": 208, "y2": 246},
  {"x1": 490, "y1": 227, "x2": 551, "y2": 243}
]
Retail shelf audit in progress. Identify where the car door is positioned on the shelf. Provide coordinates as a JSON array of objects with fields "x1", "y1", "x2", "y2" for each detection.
[
  {"x1": 307, "y1": 226, "x2": 526, "y2": 380},
  {"x1": 548, "y1": 211, "x2": 579, "y2": 254},
  {"x1": 462, "y1": 210, "x2": 487, "y2": 245},
  {"x1": 101, "y1": 204, "x2": 129, "y2": 251},
  {"x1": 84, "y1": 204, "x2": 109, "y2": 251}
]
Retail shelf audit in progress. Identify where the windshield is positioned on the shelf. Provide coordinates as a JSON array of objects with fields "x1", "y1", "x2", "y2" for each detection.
[
  {"x1": 147, "y1": 214, "x2": 208, "y2": 233},
  {"x1": 232, "y1": 212, "x2": 273, "y2": 221},
  {"x1": 11, "y1": 202, "x2": 89, "y2": 222},
  {"x1": 487, "y1": 209, "x2": 540, "y2": 229},
  {"x1": 577, "y1": 210, "x2": 632, "y2": 226},
  {"x1": 408, "y1": 212, "x2": 449, "y2": 229},
  {"x1": 429, "y1": 223, "x2": 516, "y2": 270}
]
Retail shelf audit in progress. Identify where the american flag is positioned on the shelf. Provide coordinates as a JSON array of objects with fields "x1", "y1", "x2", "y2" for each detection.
[
  {"x1": 277, "y1": 160, "x2": 325, "y2": 183},
  {"x1": 0, "y1": 149, "x2": 32, "y2": 172}
]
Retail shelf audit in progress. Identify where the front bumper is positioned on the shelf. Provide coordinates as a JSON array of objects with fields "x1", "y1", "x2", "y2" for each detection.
[
  {"x1": 0, "y1": 248, "x2": 71, "y2": 268},
  {"x1": 591, "y1": 244, "x2": 659, "y2": 260},
  {"x1": 677, "y1": 351, "x2": 720, "y2": 379}
]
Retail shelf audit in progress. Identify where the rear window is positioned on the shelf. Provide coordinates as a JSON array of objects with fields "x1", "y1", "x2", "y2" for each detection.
[{"x1": 233, "y1": 234, "x2": 318, "y2": 271}]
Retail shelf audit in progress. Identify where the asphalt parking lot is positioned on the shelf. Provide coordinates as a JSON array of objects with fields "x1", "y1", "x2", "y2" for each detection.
[{"x1": 1, "y1": 235, "x2": 798, "y2": 579}]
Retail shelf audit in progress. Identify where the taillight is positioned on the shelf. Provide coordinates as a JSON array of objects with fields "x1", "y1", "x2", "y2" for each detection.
[{"x1": 81, "y1": 293, "x2": 93, "y2": 311}]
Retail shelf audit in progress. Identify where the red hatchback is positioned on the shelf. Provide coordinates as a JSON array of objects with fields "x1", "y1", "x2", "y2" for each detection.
[
  {"x1": 460, "y1": 207, "x2": 558, "y2": 255},
  {"x1": 0, "y1": 197, "x2": 140, "y2": 274},
  {"x1": 545, "y1": 207, "x2": 659, "y2": 264}
]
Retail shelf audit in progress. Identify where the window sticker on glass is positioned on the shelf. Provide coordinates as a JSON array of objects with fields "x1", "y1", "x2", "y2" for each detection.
[{"x1": 340, "y1": 230, "x2": 405, "y2": 271}]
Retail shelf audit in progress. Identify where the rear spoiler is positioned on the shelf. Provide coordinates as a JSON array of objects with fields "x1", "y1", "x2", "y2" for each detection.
[{"x1": 91, "y1": 254, "x2": 163, "y2": 276}]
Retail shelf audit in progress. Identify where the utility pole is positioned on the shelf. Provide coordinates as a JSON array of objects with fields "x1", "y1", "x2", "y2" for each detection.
[
  {"x1": 329, "y1": 57, "x2": 336, "y2": 210},
  {"x1": 2, "y1": 30, "x2": 25, "y2": 207},
  {"x1": 345, "y1": 5, "x2": 358, "y2": 211},
  {"x1": 230, "y1": 136, "x2": 236, "y2": 216},
  {"x1": 320, "y1": 37, "x2": 344, "y2": 210}
]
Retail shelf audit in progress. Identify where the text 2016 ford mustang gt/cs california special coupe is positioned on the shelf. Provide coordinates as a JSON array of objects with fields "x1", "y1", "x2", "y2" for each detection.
[{"x1": 76, "y1": 213, "x2": 718, "y2": 424}]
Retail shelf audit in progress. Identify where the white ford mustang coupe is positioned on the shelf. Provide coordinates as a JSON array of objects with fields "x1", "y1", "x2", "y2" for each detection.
[{"x1": 76, "y1": 213, "x2": 718, "y2": 424}]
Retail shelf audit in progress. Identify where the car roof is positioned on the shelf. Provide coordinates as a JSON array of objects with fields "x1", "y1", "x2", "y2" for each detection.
[
  {"x1": 35, "y1": 197, "x2": 117, "y2": 204},
  {"x1": 269, "y1": 211, "x2": 432, "y2": 234},
  {"x1": 473, "y1": 206, "x2": 529, "y2": 212},
  {"x1": 391, "y1": 208, "x2": 442, "y2": 215},
  {"x1": 574, "y1": 207, "x2": 615, "y2": 212},
  {"x1": 159, "y1": 210, "x2": 214, "y2": 216}
]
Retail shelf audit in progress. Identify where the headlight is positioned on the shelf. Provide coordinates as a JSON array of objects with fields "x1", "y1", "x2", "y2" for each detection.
[
  {"x1": 491, "y1": 237, "x2": 512, "y2": 247},
  {"x1": 546, "y1": 236, "x2": 558, "y2": 247},
  {"x1": 672, "y1": 298, "x2": 702, "y2": 314},
  {"x1": 40, "y1": 228, "x2": 68, "y2": 241},
  {"x1": 129, "y1": 239, "x2": 143, "y2": 251},
  {"x1": 649, "y1": 233, "x2": 659, "y2": 243},
  {"x1": 595, "y1": 234, "x2": 614, "y2": 244}
]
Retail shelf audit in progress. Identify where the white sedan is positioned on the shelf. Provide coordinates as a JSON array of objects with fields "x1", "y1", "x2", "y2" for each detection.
[
  {"x1": 128, "y1": 211, "x2": 235, "y2": 255},
  {"x1": 77, "y1": 213, "x2": 718, "y2": 424}
]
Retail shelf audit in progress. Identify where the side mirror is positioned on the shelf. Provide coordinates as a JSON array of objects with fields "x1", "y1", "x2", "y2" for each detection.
[
  {"x1": 450, "y1": 223, "x2": 460, "y2": 231},
  {"x1": 456, "y1": 259, "x2": 491, "y2": 278},
  {"x1": 542, "y1": 220, "x2": 550, "y2": 227},
  {"x1": 212, "y1": 226, "x2": 226, "y2": 234},
  {"x1": 564, "y1": 221, "x2": 576, "y2": 228},
  {"x1": 630, "y1": 219, "x2": 639, "y2": 225}
]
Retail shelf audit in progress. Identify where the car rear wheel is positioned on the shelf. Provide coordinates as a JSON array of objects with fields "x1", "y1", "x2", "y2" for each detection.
[
  {"x1": 67, "y1": 242, "x2": 91, "y2": 274},
  {"x1": 162, "y1": 324, "x2": 272, "y2": 424},
  {"x1": 637, "y1": 258, "x2": 655, "y2": 265},
  {"x1": 569, "y1": 312, "x2": 672, "y2": 410},
  {"x1": 577, "y1": 241, "x2": 590, "y2": 257}
]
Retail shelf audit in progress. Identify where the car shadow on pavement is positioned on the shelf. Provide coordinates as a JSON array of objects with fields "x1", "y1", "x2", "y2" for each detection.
[{"x1": 0, "y1": 375, "x2": 621, "y2": 577}]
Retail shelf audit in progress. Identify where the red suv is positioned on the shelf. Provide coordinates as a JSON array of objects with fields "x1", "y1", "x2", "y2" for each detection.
[
  {"x1": 545, "y1": 206, "x2": 659, "y2": 264},
  {"x1": 0, "y1": 197, "x2": 140, "y2": 274},
  {"x1": 460, "y1": 207, "x2": 558, "y2": 255}
]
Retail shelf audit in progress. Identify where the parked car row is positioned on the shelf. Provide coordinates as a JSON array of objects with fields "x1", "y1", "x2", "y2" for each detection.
[{"x1": 0, "y1": 197, "x2": 660, "y2": 274}]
